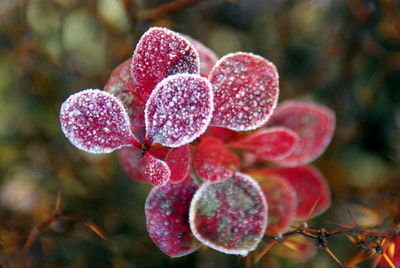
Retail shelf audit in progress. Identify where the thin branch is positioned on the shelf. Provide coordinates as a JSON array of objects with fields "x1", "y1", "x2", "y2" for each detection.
[{"x1": 138, "y1": 0, "x2": 205, "y2": 20}]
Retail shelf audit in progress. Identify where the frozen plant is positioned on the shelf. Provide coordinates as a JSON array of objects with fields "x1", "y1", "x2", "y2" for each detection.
[{"x1": 60, "y1": 27, "x2": 335, "y2": 258}]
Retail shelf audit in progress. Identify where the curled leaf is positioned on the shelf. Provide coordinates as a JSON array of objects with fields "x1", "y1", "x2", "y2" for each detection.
[
  {"x1": 189, "y1": 172, "x2": 268, "y2": 256},
  {"x1": 209, "y1": 52, "x2": 279, "y2": 131},
  {"x1": 145, "y1": 74, "x2": 214, "y2": 148},
  {"x1": 131, "y1": 27, "x2": 200, "y2": 103},
  {"x1": 267, "y1": 100, "x2": 335, "y2": 166},
  {"x1": 194, "y1": 136, "x2": 239, "y2": 183},
  {"x1": 60, "y1": 89, "x2": 137, "y2": 154},
  {"x1": 229, "y1": 127, "x2": 299, "y2": 161},
  {"x1": 104, "y1": 58, "x2": 145, "y2": 126},
  {"x1": 144, "y1": 151, "x2": 171, "y2": 186},
  {"x1": 166, "y1": 145, "x2": 191, "y2": 184},
  {"x1": 145, "y1": 177, "x2": 200, "y2": 257}
]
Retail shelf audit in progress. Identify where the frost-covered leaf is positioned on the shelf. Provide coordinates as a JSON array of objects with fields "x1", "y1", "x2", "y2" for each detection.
[
  {"x1": 182, "y1": 34, "x2": 218, "y2": 75},
  {"x1": 166, "y1": 145, "x2": 191, "y2": 184},
  {"x1": 194, "y1": 137, "x2": 239, "y2": 183},
  {"x1": 60, "y1": 89, "x2": 137, "y2": 154},
  {"x1": 209, "y1": 52, "x2": 279, "y2": 131},
  {"x1": 117, "y1": 146, "x2": 146, "y2": 182},
  {"x1": 267, "y1": 101, "x2": 335, "y2": 166},
  {"x1": 189, "y1": 172, "x2": 268, "y2": 256},
  {"x1": 145, "y1": 176, "x2": 200, "y2": 257},
  {"x1": 247, "y1": 169, "x2": 297, "y2": 234},
  {"x1": 144, "y1": 151, "x2": 171, "y2": 186},
  {"x1": 229, "y1": 127, "x2": 299, "y2": 161},
  {"x1": 131, "y1": 27, "x2": 200, "y2": 103},
  {"x1": 258, "y1": 166, "x2": 331, "y2": 220},
  {"x1": 104, "y1": 58, "x2": 145, "y2": 126},
  {"x1": 145, "y1": 74, "x2": 213, "y2": 148}
]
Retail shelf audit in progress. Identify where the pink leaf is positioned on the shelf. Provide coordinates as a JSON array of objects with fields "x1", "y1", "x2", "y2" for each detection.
[
  {"x1": 267, "y1": 100, "x2": 336, "y2": 166},
  {"x1": 131, "y1": 27, "x2": 200, "y2": 103},
  {"x1": 257, "y1": 166, "x2": 331, "y2": 220},
  {"x1": 182, "y1": 34, "x2": 218, "y2": 75},
  {"x1": 144, "y1": 151, "x2": 171, "y2": 186},
  {"x1": 117, "y1": 146, "x2": 146, "y2": 182},
  {"x1": 145, "y1": 176, "x2": 200, "y2": 257},
  {"x1": 209, "y1": 52, "x2": 279, "y2": 131},
  {"x1": 194, "y1": 137, "x2": 240, "y2": 183},
  {"x1": 229, "y1": 127, "x2": 299, "y2": 161},
  {"x1": 189, "y1": 172, "x2": 268, "y2": 256},
  {"x1": 247, "y1": 169, "x2": 297, "y2": 234},
  {"x1": 166, "y1": 145, "x2": 191, "y2": 184},
  {"x1": 104, "y1": 58, "x2": 145, "y2": 126},
  {"x1": 60, "y1": 89, "x2": 137, "y2": 154},
  {"x1": 145, "y1": 74, "x2": 214, "y2": 148}
]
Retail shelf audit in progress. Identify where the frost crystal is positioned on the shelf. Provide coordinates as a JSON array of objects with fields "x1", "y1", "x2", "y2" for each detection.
[
  {"x1": 229, "y1": 126, "x2": 299, "y2": 161},
  {"x1": 189, "y1": 172, "x2": 268, "y2": 256},
  {"x1": 209, "y1": 52, "x2": 279, "y2": 131},
  {"x1": 194, "y1": 137, "x2": 239, "y2": 183},
  {"x1": 144, "y1": 152, "x2": 171, "y2": 186},
  {"x1": 145, "y1": 177, "x2": 200, "y2": 257},
  {"x1": 267, "y1": 101, "x2": 336, "y2": 166},
  {"x1": 60, "y1": 89, "x2": 137, "y2": 154},
  {"x1": 131, "y1": 27, "x2": 200, "y2": 103},
  {"x1": 145, "y1": 74, "x2": 214, "y2": 148}
]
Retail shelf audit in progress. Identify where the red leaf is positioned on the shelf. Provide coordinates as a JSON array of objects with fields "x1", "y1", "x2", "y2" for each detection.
[
  {"x1": 117, "y1": 146, "x2": 146, "y2": 182},
  {"x1": 131, "y1": 27, "x2": 200, "y2": 103},
  {"x1": 194, "y1": 137, "x2": 240, "y2": 183},
  {"x1": 247, "y1": 170, "x2": 297, "y2": 234},
  {"x1": 144, "y1": 151, "x2": 170, "y2": 186},
  {"x1": 104, "y1": 58, "x2": 145, "y2": 126},
  {"x1": 267, "y1": 101, "x2": 335, "y2": 166},
  {"x1": 229, "y1": 126, "x2": 299, "y2": 161},
  {"x1": 257, "y1": 166, "x2": 331, "y2": 220},
  {"x1": 166, "y1": 145, "x2": 191, "y2": 184},
  {"x1": 189, "y1": 172, "x2": 268, "y2": 256},
  {"x1": 146, "y1": 176, "x2": 200, "y2": 257},
  {"x1": 209, "y1": 52, "x2": 279, "y2": 131},
  {"x1": 182, "y1": 34, "x2": 218, "y2": 75},
  {"x1": 145, "y1": 74, "x2": 214, "y2": 148},
  {"x1": 204, "y1": 126, "x2": 236, "y2": 142},
  {"x1": 60, "y1": 89, "x2": 138, "y2": 154}
]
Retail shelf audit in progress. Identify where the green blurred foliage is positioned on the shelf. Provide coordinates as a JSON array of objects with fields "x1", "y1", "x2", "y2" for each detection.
[{"x1": 0, "y1": 0, "x2": 399, "y2": 267}]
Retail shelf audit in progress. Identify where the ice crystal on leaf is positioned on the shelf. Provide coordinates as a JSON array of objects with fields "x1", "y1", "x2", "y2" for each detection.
[
  {"x1": 145, "y1": 176, "x2": 200, "y2": 257},
  {"x1": 144, "y1": 151, "x2": 171, "y2": 186},
  {"x1": 132, "y1": 27, "x2": 200, "y2": 104},
  {"x1": 145, "y1": 74, "x2": 214, "y2": 147},
  {"x1": 209, "y1": 52, "x2": 279, "y2": 131},
  {"x1": 189, "y1": 172, "x2": 268, "y2": 256},
  {"x1": 60, "y1": 89, "x2": 138, "y2": 154}
]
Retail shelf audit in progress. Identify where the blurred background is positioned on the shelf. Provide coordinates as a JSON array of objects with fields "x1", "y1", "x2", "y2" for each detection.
[{"x1": 0, "y1": 0, "x2": 400, "y2": 267}]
